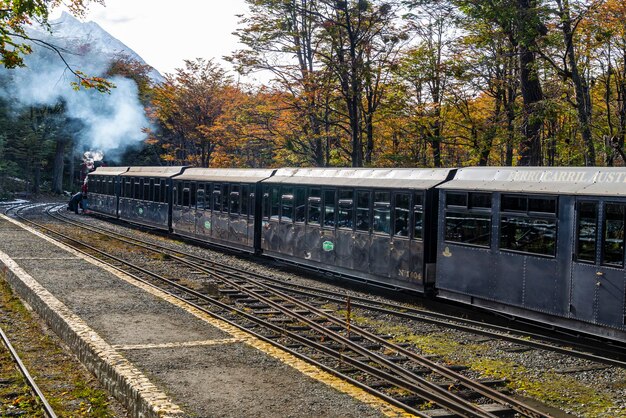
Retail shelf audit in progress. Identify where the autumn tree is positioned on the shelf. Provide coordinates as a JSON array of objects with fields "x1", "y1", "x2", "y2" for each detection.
[
  {"x1": 456, "y1": 0, "x2": 547, "y2": 166},
  {"x1": 151, "y1": 59, "x2": 232, "y2": 167},
  {"x1": 453, "y1": 11, "x2": 521, "y2": 165},
  {"x1": 315, "y1": 0, "x2": 403, "y2": 167},
  {"x1": 231, "y1": 0, "x2": 334, "y2": 166},
  {"x1": 397, "y1": 1, "x2": 458, "y2": 167}
]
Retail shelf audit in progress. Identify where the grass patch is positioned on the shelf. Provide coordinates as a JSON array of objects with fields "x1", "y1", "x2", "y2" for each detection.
[
  {"x1": 0, "y1": 274, "x2": 123, "y2": 417},
  {"x1": 340, "y1": 308, "x2": 622, "y2": 416}
]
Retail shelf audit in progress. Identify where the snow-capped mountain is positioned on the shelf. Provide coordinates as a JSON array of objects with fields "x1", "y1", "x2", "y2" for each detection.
[{"x1": 30, "y1": 11, "x2": 164, "y2": 84}]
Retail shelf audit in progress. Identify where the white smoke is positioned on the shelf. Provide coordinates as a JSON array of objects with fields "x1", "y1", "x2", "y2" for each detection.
[{"x1": 0, "y1": 14, "x2": 151, "y2": 161}]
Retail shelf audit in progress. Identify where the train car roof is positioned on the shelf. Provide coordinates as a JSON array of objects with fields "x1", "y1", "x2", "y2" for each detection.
[
  {"x1": 173, "y1": 168, "x2": 276, "y2": 183},
  {"x1": 263, "y1": 167, "x2": 455, "y2": 189},
  {"x1": 89, "y1": 166, "x2": 129, "y2": 176},
  {"x1": 438, "y1": 167, "x2": 626, "y2": 196},
  {"x1": 119, "y1": 166, "x2": 187, "y2": 178}
]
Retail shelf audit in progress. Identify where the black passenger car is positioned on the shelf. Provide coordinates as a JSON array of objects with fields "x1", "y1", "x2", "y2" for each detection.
[
  {"x1": 260, "y1": 168, "x2": 455, "y2": 292},
  {"x1": 86, "y1": 166, "x2": 129, "y2": 217},
  {"x1": 436, "y1": 167, "x2": 626, "y2": 342},
  {"x1": 171, "y1": 168, "x2": 275, "y2": 251},
  {"x1": 118, "y1": 166, "x2": 186, "y2": 230}
]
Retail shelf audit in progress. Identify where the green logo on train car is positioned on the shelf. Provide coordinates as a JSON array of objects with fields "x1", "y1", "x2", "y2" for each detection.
[
  {"x1": 204, "y1": 220, "x2": 211, "y2": 230},
  {"x1": 322, "y1": 241, "x2": 334, "y2": 252},
  {"x1": 138, "y1": 207, "x2": 144, "y2": 215}
]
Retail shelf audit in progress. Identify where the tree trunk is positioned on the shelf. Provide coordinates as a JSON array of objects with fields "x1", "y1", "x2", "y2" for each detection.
[
  {"x1": 516, "y1": 0, "x2": 544, "y2": 166},
  {"x1": 558, "y1": 0, "x2": 595, "y2": 166},
  {"x1": 517, "y1": 44, "x2": 543, "y2": 166}
]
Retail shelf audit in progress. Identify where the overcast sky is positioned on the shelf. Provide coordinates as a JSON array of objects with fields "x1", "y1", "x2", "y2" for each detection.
[{"x1": 52, "y1": 1, "x2": 250, "y2": 78}]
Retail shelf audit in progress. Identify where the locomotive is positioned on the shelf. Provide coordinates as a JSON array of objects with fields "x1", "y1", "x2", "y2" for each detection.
[{"x1": 86, "y1": 166, "x2": 626, "y2": 343}]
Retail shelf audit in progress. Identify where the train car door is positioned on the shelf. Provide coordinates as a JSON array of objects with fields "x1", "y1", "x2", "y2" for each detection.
[
  {"x1": 390, "y1": 191, "x2": 413, "y2": 283},
  {"x1": 335, "y1": 189, "x2": 355, "y2": 271},
  {"x1": 302, "y1": 188, "x2": 321, "y2": 262},
  {"x1": 370, "y1": 191, "x2": 392, "y2": 277},
  {"x1": 571, "y1": 200, "x2": 626, "y2": 330},
  {"x1": 352, "y1": 190, "x2": 371, "y2": 275},
  {"x1": 178, "y1": 181, "x2": 196, "y2": 236},
  {"x1": 292, "y1": 187, "x2": 307, "y2": 259},
  {"x1": 278, "y1": 186, "x2": 295, "y2": 256}
]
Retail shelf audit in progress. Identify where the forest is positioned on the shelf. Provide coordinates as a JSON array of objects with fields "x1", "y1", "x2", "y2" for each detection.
[{"x1": 1, "y1": 0, "x2": 626, "y2": 197}]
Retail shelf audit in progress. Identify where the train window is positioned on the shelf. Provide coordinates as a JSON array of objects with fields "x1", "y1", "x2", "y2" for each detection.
[
  {"x1": 230, "y1": 186, "x2": 240, "y2": 215},
  {"x1": 576, "y1": 201, "x2": 597, "y2": 263},
  {"x1": 212, "y1": 186, "x2": 222, "y2": 212},
  {"x1": 356, "y1": 191, "x2": 370, "y2": 232},
  {"x1": 190, "y1": 183, "x2": 197, "y2": 207},
  {"x1": 502, "y1": 195, "x2": 527, "y2": 212},
  {"x1": 500, "y1": 194, "x2": 557, "y2": 256},
  {"x1": 281, "y1": 188, "x2": 294, "y2": 223},
  {"x1": 500, "y1": 217, "x2": 556, "y2": 256},
  {"x1": 153, "y1": 180, "x2": 160, "y2": 202},
  {"x1": 338, "y1": 189, "x2": 354, "y2": 230},
  {"x1": 308, "y1": 189, "x2": 321, "y2": 225},
  {"x1": 446, "y1": 192, "x2": 467, "y2": 207},
  {"x1": 144, "y1": 178, "x2": 150, "y2": 201},
  {"x1": 241, "y1": 185, "x2": 249, "y2": 217},
  {"x1": 204, "y1": 183, "x2": 212, "y2": 209},
  {"x1": 323, "y1": 189, "x2": 336, "y2": 228},
  {"x1": 148, "y1": 179, "x2": 155, "y2": 202},
  {"x1": 602, "y1": 204, "x2": 625, "y2": 267},
  {"x1": 250, "y1": 191, "x2": 256, "y2": 219},
  {"x1": 414, "y1": 192, "x2": 424, "y2": 240},
  {"x1": 262, "y1": 186, "x2": 270, "y2": 220},
  {"x1": 124, "y1": 179, "x2": 130, "y2": 197},
  {"x1": 295, "y1": 188, "x2": 306, "y2": 223},
  {"x1": 373, "y1": 192, "x2": 391, "y2": 235},
  {"x1": 222, "y1": 184, "x2": 230, "y2": 213},
  {"x1": 529, "y1": 197, "x2": 557, "y2": 213},
  {"x1": 134, "y1": 179, "x2": 141, "y2": 200},
  {"x1": 270, "y1": 186, "x2": 280, "y2": 220},
  {"x1": 470, "y1": 193, "x2": 491, "y2": 209},
  {"x1": 445, "y1": 212, "x2": 491, "y2": 246},
  {"x1": 164, "y1": 181, "x2": 170, "y2": 204},
  {"x1": 394, "y1": 193, "x2": 410, "y2": 237},
  {"x1": 197, "y1": 187, "x2": 205, "y2": 210},
  {"x1": 174, "y1": 182, "x2": 181, "y2": 206},
  {"x1": 182, "y1": 188, "x2": 190, "y2": 207}
]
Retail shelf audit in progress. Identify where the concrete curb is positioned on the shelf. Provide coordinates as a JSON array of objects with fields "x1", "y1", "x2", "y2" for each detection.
[{"x1": 0, "y1": 223, "x2": 182, "y2": 418}]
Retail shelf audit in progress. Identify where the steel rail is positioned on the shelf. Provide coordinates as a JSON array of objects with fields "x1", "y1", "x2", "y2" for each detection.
[
  {"x1": 41, "y1": 207, "x2": 548, "y2": 417},
  {"x1": 49, "y1": 205, "x2": 626, "y2": 368},
  {"x1": 15, "y1": 209, "x2": 442, "y2": 417},
  {"x1": 32, "y1": 207, "x2": 514, "y2": 417},
  {"x1": 0, "y1": 326, "x2": 57, "y2": 418}
]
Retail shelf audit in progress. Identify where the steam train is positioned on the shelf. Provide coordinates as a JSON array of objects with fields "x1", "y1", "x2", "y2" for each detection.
[{"x1": 86, "y1": 166, "x2": 626, "y2": 343}]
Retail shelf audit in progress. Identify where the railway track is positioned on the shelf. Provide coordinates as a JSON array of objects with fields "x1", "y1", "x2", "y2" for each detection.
[
  {"x1": 0, "y1": 316, "x2": 57, "y2": 418},
  {"x1": 44, "y1": 203, "x2": 626, "y2": 368},
  {"x1": 0, "y1": 203, "x2": 58, "y2": 417},
  {"x1": 9, "y1": 203, "x2": 554, "y2": 417}
]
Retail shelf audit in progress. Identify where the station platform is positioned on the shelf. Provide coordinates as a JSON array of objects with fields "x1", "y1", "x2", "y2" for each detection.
[{"x1": 0, "y1": 214, "x2": 403, "y2": 418}]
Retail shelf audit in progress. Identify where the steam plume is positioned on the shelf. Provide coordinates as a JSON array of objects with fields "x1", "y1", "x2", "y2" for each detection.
[{"x1": 0, "y1": 13, "x2": 152, "y2": 161}]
